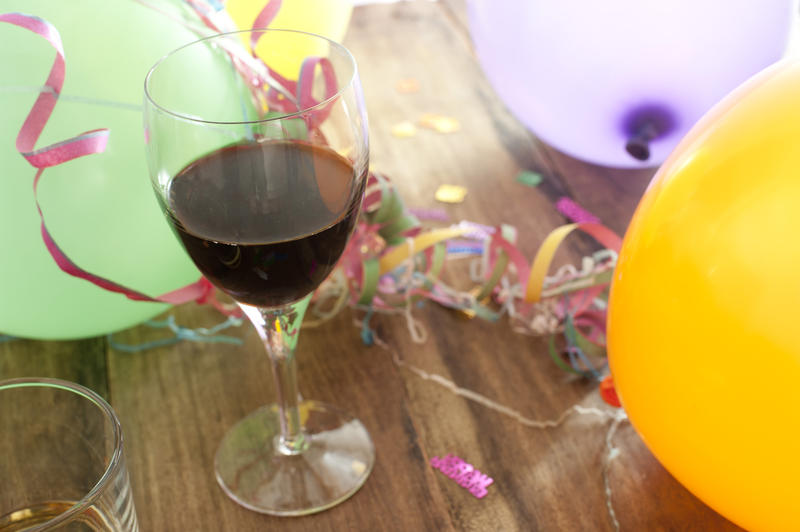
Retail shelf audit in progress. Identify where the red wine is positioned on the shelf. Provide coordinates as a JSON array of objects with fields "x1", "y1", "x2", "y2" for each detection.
[{"x1": 166, "y1": 140, "x2": 365, "y2": 307}]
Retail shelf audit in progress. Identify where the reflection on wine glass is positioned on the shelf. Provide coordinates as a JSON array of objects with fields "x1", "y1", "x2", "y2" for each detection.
[{"x1": 143, "y1": 29, "x2": 373, "y2": 516}]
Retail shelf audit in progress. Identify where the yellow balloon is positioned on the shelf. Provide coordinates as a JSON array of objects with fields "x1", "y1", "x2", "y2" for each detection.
[
  {"x1": 226, "y1": 0, "x2": 353, "y2": 78},
  {"x1": 608, "y1": 59, "x2": 800, "y2": 531}
]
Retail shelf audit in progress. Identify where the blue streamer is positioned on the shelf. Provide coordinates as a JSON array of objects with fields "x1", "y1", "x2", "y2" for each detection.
[
  {"x1": 108, "y1": 315, "x2": 244, "y2": 353},
  {"x1": 563, "y1": 313, "x2": 606, "y2": 380},
  {"x1": 360, "y1": 307, "x2": 375, "y2": 346}
]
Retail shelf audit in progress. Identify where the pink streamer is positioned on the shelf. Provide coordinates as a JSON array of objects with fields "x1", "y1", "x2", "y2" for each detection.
[
  {"x1": 297, "y1": 56, "x2": 337, "y2": 129},
  {"x1": 408, "y1": 207, "x2": 450, "y2": 222},
  {"x1": 486, "y1": 231, "x2": 531, "y2": 287},
  {"x1": 556, "y1": 196, "x2": 601, "y2": 224},
  {"x1": 250, "y1": 0, "x2": 282, "y2": 44},
  {"x1": 246, "y1": 2, "x2": 339, "y2": 127},
  {"x1": 5, "y1": 3, "x2": 326, "y2": 319},
  {"x1": 3, "y1": 13, "x2": 66, "y2": 156},
  {"x1": 3, "y1": 12, "x2": 211, "y2": 306},
  {"x1": 247, "y1": 0, "x2": 304, "y2": 115}
]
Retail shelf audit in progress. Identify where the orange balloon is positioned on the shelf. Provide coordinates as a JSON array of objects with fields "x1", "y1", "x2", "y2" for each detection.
[{"x1": 608, "y1": 59, "x2": 800, "y2": 532}]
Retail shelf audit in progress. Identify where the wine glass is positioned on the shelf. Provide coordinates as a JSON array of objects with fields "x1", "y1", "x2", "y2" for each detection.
[{"x1": 143, "y1": 29, "x2": 373, "y2": 516}]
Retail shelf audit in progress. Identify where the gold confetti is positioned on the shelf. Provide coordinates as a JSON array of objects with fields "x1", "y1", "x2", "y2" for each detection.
[
  {"x1": 395, "y1": 78, "x2": 420, "y2": 93},
  {"x1": 458, "y1": 288, "x2": 491, "y2": 320},
  {"x1": 459, "y1": 308, "x2": 477, "y2": 319},
  {"x1": 391, "y1": 121, "x2": 418, "y2": 138},
  {"x1": 435, "y1": 184, "x2": 468, "y2": 204},
  {"x1": 419, "y1": 113, "x2": 460, "y2": 133}
]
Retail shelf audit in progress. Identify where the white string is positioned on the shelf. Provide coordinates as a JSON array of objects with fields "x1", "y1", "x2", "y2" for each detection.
[
  {"x1": 603, "y1": 413, "x2": 626, "y2": 532},
  {"x1": 375, "y1": 335, "x2": 621, "y2": 429},
  {"x1": 468, "y1": 256, "x2": 484, "y2": 283},
  {"x1": 403, "y1": 301, "x2": 428, "y2": 344},
  {"x1": 304, "y1": 270, "x2": 350, "y2": 328},
  {"x1": 373, "y1": 332, "x2": 628, "y2": 529}
]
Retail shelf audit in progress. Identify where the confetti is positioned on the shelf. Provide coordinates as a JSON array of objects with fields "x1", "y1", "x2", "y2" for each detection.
[
  {"x1": 434, "y1": 184, "x2": 468, "y2": 203},
  {"x1": 599, "y1": 375, "x2": 622, "y2": 407},
  {"x1": 455, "y1": 221, "x2": 495, "y2": 240},
  {"x1": 419, "y1": 113, "x2": 461, "y2": 133},
  {"x1": 391, "y1": 121, "x2": 417, "y2": 138},
  {"x1": 556, "y1": 196, "x2": 601, "y2": 224},
  {"x1": 446, "y1": 240, "x2": 484, "y2": 255},
  {"x1": 378, "y1": 337, "x2": 626, "y2": 531},
  {"x1": 395, "y1": 78, "x2": 420, "y2": 93},
  {"x1": 430, "y1": 454, "x2": 494, "y2": 498},
  {"x1": 408, "y1": 207, "x2": 450, "y2": 221},
  {"x1": 516, "y1": 170, "x2": 543, "y2": 187}
]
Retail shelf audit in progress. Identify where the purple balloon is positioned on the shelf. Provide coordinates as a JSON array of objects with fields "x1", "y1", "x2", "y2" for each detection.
[{"x1": 467, "y1": 0, "x2": 795, "y2": 167}]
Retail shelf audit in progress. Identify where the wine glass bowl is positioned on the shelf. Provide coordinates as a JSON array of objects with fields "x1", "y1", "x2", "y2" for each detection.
[{"x1": 144, "y1": 29, "x2": 373, "y2": 516}]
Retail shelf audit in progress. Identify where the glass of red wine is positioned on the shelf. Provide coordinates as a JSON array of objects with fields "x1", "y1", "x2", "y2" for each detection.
[{"x1": 143, "y1": 29, "x2": 373, "y2": 516}]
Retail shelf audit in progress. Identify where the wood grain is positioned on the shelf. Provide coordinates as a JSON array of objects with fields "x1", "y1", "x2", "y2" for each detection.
[
  {"x1": 0, "y1": 2, "x2": 744, "y2": 530},
  {"x1": 107, "y1": 301, "x2": 452, "y2": 531},
  {"x1": 0, "y1": 337, "x2": 108, "y2": 400}
]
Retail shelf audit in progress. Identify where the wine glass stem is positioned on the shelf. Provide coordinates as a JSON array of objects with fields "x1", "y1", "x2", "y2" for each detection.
[
  {"x1": 238, "y1": 296, "x2": 312, "y2": 456},
  {"x1": 268, "y1": 332, "x2": 306, "y2": 455}
]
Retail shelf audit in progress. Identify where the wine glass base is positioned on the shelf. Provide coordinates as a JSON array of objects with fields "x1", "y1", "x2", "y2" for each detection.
[{"x1": 214, "y1": 400, "x2": 375, "y2": 516}]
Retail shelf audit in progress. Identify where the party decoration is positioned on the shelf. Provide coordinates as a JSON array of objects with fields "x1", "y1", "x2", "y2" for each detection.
[
  {"x1": 2, "y1": 10, "x2": 223, "y2": 315},
  {"x1": 409, "y1": 207, "x2": 449, "y2": 223},
  {"x1": 556, "y1": 197, "x2": 600, "y2": 224},
  {"x1": 107, "y1": 315, "x2": 244, "y2": 353},
  {"x1": 419, "y1": 113, "x2": 461, "y2": 133},
  {"x1": 466, "y1": 0, "x2": 794, "y2": 167},
  {"x1": 430, "y1": 454, "x2": 494, "y2": 498},
  {"x1": 1, "y1": 0, "x2": 352, "y2": 340},
  {"x1": 434, "y1": 184, "x2": 468, "y2": 203},
  {"x1": 391, "y1": 121, "x2": 417, "y2": 138},
  {"x1": 599, "y1": 376, "x2": 621, "y2": 408},
  {"x1": 608, "y1": 59, "x2": 800, "y2": 530},
  {"x1": 515, "y1": 170, "x2": 542, "y2": 188},
  {"x1": 298, "y1": 168, "x2": 622, "y2": 381},
  {"x1": 383, "y1": 327, "x2": 625, "y2": 524},
  {"x1": 225, "y1": 0, "x2": 352, "y2": 78},
  {"x1": 0, "y1": 1, "x2": 248, "y2": 339}
]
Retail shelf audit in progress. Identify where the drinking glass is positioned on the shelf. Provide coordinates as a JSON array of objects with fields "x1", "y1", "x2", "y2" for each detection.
[
  {"x1": 143, "y1": 29, "x2": 374, "y2": 515},
  {"x1": 0, "y1": 378, "x2": 139, "y2": 531}
]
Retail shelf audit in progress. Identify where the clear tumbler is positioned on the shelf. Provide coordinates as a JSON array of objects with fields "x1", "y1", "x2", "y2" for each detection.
[{"x1": 0, "y1": 378, "x2": 138, "y2": 531}]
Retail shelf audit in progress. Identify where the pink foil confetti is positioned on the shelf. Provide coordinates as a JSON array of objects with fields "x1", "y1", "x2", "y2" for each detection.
[
  {"x1": 408, "y1": 207, "x2": 450, "y2": 222},
  {"x1": 555, "y1": 196, "x2": 601, "y2": 224},
  {"x1": 430, "y1": 454, "x2": 494, "y2": 498}
]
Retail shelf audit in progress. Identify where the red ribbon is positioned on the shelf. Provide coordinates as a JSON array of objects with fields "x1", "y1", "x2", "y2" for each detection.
[
  {"x1": 297, "y1": 56, "x2": 338, "y2": 129},
  {"x1": 250, "y1": 0, "x2": 282, "y2": 46},
  {"x1": 3, "y1": 12, "x2": 211, "y2": 306},
  {"x1": 5, "y1": 2, "x2": 339, "y2": 319}
]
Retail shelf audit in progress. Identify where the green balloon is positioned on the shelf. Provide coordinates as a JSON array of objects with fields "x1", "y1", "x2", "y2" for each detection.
[{"x1": 0, "y1": 1, "x2": 246, "y2": 339}]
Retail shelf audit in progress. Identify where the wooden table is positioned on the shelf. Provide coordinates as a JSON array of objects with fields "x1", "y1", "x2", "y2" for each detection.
[{"x1": 2, "y1": 2, "x2": 743, "y2": 530}]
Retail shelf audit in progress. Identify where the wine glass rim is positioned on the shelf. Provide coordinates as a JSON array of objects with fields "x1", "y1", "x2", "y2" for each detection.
[
  {"x1": 0, "y1": 377, "x2": 125, "y2": 530},
  {"x1": 144, "y1": 28, "x2": 359, "y2": 126}
]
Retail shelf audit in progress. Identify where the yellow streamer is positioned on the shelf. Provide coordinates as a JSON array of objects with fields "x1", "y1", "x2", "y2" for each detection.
[
  {"x1": 524, "y1": 223, "x2": 579, "y2": 303},
  {"x1": 379, "y1": 228, "x2": 469, "y2": 275}
]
